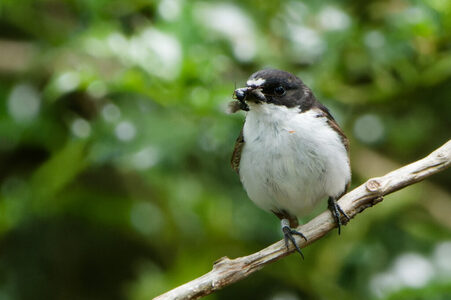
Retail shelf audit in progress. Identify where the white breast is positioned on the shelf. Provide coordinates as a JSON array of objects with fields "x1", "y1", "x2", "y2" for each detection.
[{"x1": 239, "y1": 103, "x2": 351, "y2": 218}]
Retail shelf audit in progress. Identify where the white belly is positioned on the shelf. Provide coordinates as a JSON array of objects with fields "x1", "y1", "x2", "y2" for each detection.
[{"x1": 239, "y1": 103, "x2": 351, "y2": 218}]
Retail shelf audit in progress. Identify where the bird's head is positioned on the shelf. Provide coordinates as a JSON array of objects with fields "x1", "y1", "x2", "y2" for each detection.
[{"x1": 233, "y1": 69, "x2": 315, "y2": 112}]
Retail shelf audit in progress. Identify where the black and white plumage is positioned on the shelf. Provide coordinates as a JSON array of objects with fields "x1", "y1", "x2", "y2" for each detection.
[{"x1": 231, "y1": 69, "x2": 351, "y2": 257}]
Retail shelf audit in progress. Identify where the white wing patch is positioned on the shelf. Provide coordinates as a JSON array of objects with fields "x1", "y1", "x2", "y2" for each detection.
[{"x1": 246, "y1": 78, "x2": 266, "y2": 87}]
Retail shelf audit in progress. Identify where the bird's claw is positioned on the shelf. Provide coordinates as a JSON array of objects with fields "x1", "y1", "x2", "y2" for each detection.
[
  {"x1": 282, "y1": 226, "x2": 307, "y2": 259},
  {"x1": 328, "y1": 196, "x2": 350, "y2": 235}
]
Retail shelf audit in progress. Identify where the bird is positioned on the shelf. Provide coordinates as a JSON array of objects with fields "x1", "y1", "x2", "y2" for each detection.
[{"x1": 230, "y1": 69, "x2": 351, "y2": 258}]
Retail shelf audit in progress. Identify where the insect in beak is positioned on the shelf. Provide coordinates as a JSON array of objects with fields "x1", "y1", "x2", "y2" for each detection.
[{"x1": 233, "y1": 87, "x2": 250, "y2": 111}]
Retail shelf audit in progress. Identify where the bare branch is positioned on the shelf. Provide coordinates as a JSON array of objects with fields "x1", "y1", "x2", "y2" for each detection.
[{"x1": 154, "y1": 140, "x2": 451, "y2": 300}]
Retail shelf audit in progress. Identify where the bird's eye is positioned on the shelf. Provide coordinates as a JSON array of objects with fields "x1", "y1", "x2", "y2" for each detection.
[{"x1": 274, "y1": 86, "x2": 286, "y2": 96}]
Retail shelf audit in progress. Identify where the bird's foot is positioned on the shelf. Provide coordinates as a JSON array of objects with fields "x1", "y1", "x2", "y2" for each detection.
[
  {"x1": 328, "y1": 196, "x2": 350, "y2": 235},
  {"x1": 281, "y1": 219, "x2": 307, "y2": 259}
]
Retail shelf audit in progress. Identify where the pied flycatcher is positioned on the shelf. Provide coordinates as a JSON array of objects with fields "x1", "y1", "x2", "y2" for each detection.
[{"x1": 230, "y1": 69, "x2": 351, "y2": 257}]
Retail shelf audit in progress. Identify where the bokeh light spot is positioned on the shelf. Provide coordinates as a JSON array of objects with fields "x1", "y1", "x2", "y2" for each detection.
[
  {"x1": 56, "y1": 71, "x2": 80, "y2": 93},
  {"x1": 318, "y1": 6, "x2": 351, "y2": 31},
  {"x1": 194, "y1": 3, "x2": 256, "y2": 62},
  {"x1": 130, "y1": 201, "x2": 164, "y2": 235},
  {"x1": 87, "y1": 81, "x2": 107, "y2": 98},
  {"x1": 115, "y1": 121, "x2": 136, "y2": 142},
  {"x1": 353, "y1": 114, "x2": 385, "y2": 144},
  {"x1": 131, "y1": 147, "x2": 159, "y2": 170},
  {"x1": 433, "y1": 241, "x2": 451, "y2": 275},
  {"x1": 158, "y1": 0, "x2": 182, "y2": 21},
  {"x1": 7, "y1": 83, "x2": 40, "y2": 123},
  {"x1": 394, "y1": 253, "x2": 434, "y2": 288},
  {"x1": 102, "y1": 103, "x2": 121, "y2": 123},
  {"x1": 364, "y1": 30, "x2": 385, "y2": 49},
  {"x1": 71, "y1": 118, "x2": 91, "y2": 138}
]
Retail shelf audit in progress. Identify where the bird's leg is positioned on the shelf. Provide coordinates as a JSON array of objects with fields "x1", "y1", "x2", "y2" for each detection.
[
  {"x1": 327, "y1": 196, "x2": 350, "y2": 235},
  {"x1": 281, "y1": 219, "x2": 308, "y2": 259}
]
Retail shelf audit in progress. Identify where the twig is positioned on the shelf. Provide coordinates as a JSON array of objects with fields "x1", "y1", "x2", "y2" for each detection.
[{"x1": 154, "y1": 140, "x2": 451, "y2": 300}]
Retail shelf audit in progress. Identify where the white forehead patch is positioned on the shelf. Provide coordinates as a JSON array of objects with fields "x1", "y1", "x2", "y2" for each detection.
[{"x1": 246, "y1": 78, "x2": 266, "y2": 87}]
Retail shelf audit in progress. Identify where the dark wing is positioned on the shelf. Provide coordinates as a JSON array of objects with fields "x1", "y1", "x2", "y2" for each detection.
[{"x1": 231, "y1": 129, "x2": 244, "y2": 174}]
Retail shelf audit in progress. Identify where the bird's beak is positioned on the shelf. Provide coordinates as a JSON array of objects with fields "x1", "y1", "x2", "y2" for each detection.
[{"x1": 234, "y1": 86, "x2": 266, "y2": 104}]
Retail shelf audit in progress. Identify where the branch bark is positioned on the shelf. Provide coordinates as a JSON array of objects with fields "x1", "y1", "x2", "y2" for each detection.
[{"x1": 154, "y1": 140, "x2": 451, "y2": 300}]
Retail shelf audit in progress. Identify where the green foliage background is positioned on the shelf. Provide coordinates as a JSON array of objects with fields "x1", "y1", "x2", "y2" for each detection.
[{"x1": 0, "y1": 0, "x2": 450, "y2": 299}]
